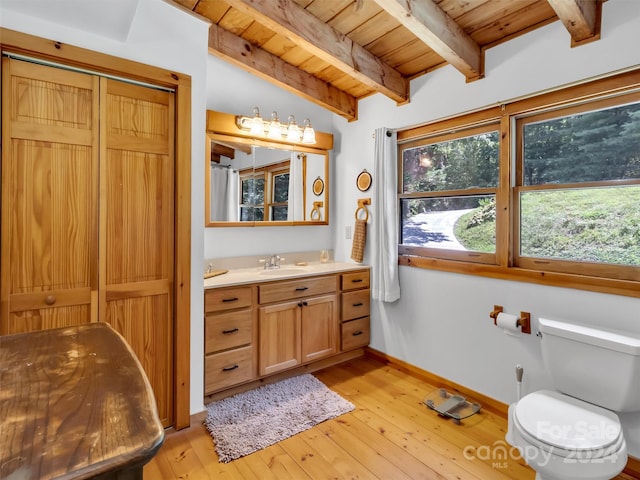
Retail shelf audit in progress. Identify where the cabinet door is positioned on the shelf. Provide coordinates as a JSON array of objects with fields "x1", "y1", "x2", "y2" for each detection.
[
  {"x1": 301, "y1": 294, "x2": 339, "y2": 363},
  {"x1": 258, "y1": 300, "x2": 301, "y2": 376},
  {"x1": 100, "y1": 78, "x2": 175, "y2": 427},
  {"x1": 1, "y1": 59, "x2": 99, "y2": 334}
]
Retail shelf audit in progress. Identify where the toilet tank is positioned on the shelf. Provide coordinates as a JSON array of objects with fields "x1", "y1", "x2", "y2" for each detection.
[{"x1": 539, "y1": 317, "x2": 640, "y2": 412}]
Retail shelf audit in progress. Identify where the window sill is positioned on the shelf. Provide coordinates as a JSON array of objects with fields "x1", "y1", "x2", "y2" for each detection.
[{"x1": 398, "y1": 255, "x2": 640, "y2": 299}]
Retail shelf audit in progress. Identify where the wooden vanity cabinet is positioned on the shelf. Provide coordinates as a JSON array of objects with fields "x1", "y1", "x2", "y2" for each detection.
[
  {"x1": 341, "y1": 270, "x2": 371, "y2": 350},
  {"x1": 258, "y1": 276, "x2": 338, "y2": 376},
  {"x1": 203, "y1": 268, "x2": 370, "y2": 398},
  {"x1": 204, "y1": 286, "x2": 256, "y2": 395}
]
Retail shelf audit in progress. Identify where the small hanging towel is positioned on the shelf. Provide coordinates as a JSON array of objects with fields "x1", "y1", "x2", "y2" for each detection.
[{"x1": 351, "y1": 205, "x2": 369, "y2": 263}]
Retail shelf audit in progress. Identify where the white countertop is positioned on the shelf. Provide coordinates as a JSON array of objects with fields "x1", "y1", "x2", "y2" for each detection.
[{"x1": 204, "y1": 261, "x2": 370, "y2": 289}]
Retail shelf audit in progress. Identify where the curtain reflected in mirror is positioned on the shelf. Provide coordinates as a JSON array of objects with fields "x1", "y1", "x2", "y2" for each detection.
[
  {"x1": 210, "y1": 165, "x2": 239, "y2": 222},
  {"x1": 288, "y1": 152, "x2": 303, "y2": 221}
]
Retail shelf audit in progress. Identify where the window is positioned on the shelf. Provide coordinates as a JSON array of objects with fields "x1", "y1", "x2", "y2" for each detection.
[
  {"x1": 240, "y1": 160, "x2": 290, "y2": 221},
  {"x1": 240, "y1": 173, "x2": 265, "y2": 221},
  {"x1": 515, "y1": 94, "x2": 640, "y2": 280},
  {"x1": 399, "y1": 124, "x2": 500, "y2": 264},
  {"x1": 270, "y1": 167, "x2": 290, "y2": 221},
  {"x1": 397, "y1": 70, "x2": 640, "y2": 295}
]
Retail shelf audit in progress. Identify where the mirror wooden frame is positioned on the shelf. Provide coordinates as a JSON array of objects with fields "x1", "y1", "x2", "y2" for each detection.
[{"x1": 205, "y1": 110, "x2": 333, "y2": 227}]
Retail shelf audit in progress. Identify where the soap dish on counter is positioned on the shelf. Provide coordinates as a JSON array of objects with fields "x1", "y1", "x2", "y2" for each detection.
[{"x1": 204, "y1": 269, "x2": 228, "y2": 279}]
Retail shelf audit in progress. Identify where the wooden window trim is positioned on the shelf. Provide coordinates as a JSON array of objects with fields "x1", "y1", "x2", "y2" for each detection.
[
  {"x1": 269, "y1": 168, "x2": 290, "y2": 217},
  {"x1": 239, "y1": 160, "x2": 292, "y2": 221},
  {"x1": 513, "y1": 89, "x2": 640, "y2": 283},
  {"x1": 398, "y1": 120, "x2": 501, "y2": 264},
  {"x1": 398, "y1": 68, "x2": 640, "y2": 299},
  {"x1": 0, "y1": 27, "x2": 193, "y2": 428},
  {"x1": 259, "y1": 161, "x2": 290, "y2": 221},
  {"x1": 239, "y1": 172, "x2": 265, "y2": 221}
]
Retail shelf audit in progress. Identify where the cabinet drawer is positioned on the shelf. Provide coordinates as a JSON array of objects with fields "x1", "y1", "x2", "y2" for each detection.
[
  {"x1": 342, "y1": 289, "x2": 370, "y2": 321},
  {"x1": 205, "y1": 286, "x2": 253, "y2": 313},
  {"x1": 204, "y1": 346, "x2": 254, "y2": 394},
  {"x1": 341, "y1": 317, "x2": 370, "y2": 351},
  {"x1": 205, "y1": 309, "x2": 253, "y2": 354},
  {"x1": 259, "y1": 275, "x2": 336, "y2": 304},
  {"x1": 341, "y1": 270, "x2": 370, "y2": 291}
]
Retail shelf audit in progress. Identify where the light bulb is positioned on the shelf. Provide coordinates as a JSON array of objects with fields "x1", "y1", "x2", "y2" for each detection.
[
  {"x1": 250, "y1": 107, "x2": 263, "y2": 135},
  {"x1": 302, "y1": 118, "x2": 316, "y2": 144},
  {"x1": 286, "y1": 115, "x2": 301, "y2": 142},
  {"x1": 268, "y1": 111, "x2": 282, "y2": 138}
]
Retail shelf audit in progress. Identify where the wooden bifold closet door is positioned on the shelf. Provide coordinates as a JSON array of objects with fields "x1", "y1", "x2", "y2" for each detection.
[
  {"x1": 1, "y1": 58, "x2": 175, "y2": 427},
  {"x1": 100, "y1": 77, "x2": 175, "y2": 426}
]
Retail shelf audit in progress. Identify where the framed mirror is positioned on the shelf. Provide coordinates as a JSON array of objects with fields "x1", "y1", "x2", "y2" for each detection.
[{"x1": 205, "y1": 110, "x2": 333, "y2": 227}]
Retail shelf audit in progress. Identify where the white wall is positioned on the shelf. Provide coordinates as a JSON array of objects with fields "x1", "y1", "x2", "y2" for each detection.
[
  {"x1": 0, "y1": 0, "x2": 210, "y2": 415},
  {"x1": 331, "y1": 0, "x2": 640, "y2": 456}
]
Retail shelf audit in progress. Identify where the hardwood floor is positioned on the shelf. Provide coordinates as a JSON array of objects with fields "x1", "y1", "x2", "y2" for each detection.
[{"x1": 145, "y1": 356, "x2": 638, "y2": 479}]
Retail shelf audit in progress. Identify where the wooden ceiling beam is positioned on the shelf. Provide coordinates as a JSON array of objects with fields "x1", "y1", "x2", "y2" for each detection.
[
  {"x1": 225, "y1": 0, "x2": 408, "y2": 105},
  {"x1": 372, "y1": 0, "x2": 483, "y2": 81},
  {"x1": 213, "y1": 139, "x2": 252, "y2": 155},
  {"x1": 547, "y1": 0, "x2": 602, "y2": 46},
  {"x1": 211, "y1": 142, "x2": 236, "y2": 160},
  {"x1": 208, "y1": 24, "x2": 358, "y2": 121}
]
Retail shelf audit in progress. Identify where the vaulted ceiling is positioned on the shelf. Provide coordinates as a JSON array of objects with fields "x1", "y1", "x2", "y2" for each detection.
[{"x1": 169, "y1": 0, "x2": 604, "y2": 121}]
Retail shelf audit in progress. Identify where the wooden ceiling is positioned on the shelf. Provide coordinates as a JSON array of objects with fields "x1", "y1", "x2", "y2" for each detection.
[{"x1": 170, "y1": 0, "x2": 603, "y2": 121}]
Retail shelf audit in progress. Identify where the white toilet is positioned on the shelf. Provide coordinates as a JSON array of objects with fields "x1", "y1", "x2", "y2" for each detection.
[{"x1": 506, "y1": 317, "x2": 640, "y2": 480}]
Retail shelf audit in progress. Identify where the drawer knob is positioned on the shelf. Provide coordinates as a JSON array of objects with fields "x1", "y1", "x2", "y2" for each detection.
[
  {"x1": 295, "y1": 287, "x2": 308, "y2": 292},
  {"x1": 45, "y1": 295, "x2": 56, "y2": 305},
  {"x1": 222, "y1": 328, "x2": 239, "y2": 334},
  {"x1": 352, "y1": 302, "x2": 364, "y2": 307},
  {"x1": 222, "y1": 297, "x2": 239, "y2": 303},
  {"x1": 298, "y1": 301, "x2": 309, "y2": 307},
  {"x1": 352, "y1": 331, "x2": 363, "y2": 336},
  {"x1": 352, "y1": 279, "x2": 363, "y2": 283},
  {"x1": 222, "y1": 364, "x2": 239, "y2": 372}
]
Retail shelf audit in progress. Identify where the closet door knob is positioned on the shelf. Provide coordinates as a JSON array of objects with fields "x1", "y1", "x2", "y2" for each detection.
[{"x1": 45, "y1": 295, "x2": 56, "y2": 306}]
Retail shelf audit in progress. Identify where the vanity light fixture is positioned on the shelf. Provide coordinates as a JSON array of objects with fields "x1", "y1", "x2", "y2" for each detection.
[{"x1": 236, "y1": 107, "x2": 317, "y2": 144}]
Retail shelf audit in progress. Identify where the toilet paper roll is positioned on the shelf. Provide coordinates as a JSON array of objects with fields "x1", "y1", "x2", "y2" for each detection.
[{"x1": 496, "y1": 312, "x2": 520, "y2": 335}]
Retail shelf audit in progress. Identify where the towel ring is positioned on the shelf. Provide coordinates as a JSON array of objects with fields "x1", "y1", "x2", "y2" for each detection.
[
  {"x1": 355, "y1": 206, "x2": 369, "y2": 222},
  {"x1": 310, "y1": 207, "x2": 321, "y2": 220},
  {"x1": 310, "y1": 201, "x2": 323, "y2": 221}
]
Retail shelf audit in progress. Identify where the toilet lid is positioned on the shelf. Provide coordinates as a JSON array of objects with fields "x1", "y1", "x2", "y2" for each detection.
[{"x1": 515, "y1": 390, "x2": 622, "y2": 451}]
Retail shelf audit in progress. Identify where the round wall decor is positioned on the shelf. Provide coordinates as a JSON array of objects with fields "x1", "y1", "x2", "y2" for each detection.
[
  {"x1": 356, "y1": 169, "x2": 372, "y2": 192},
  {"x1": 312, "y1": 176, "x2": 324, "y2": 196}
]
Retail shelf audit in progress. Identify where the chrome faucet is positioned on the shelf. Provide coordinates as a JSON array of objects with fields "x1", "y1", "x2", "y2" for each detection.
[{"x1": 261, "y1": 254, "x2": 284, "y2": 270}]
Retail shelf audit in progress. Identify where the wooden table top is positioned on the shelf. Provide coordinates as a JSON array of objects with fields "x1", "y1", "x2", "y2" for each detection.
[{"x1": 0, "y1": 322, "x2": 165, "y2": 479}]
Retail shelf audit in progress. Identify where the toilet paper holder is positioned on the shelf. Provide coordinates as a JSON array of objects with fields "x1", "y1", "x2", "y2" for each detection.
[{"x1": 489, "y1": 305, "x2": 531, "y2": 334}]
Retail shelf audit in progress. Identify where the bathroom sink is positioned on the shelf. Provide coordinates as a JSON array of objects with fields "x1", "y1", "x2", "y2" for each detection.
[{"x1": 259, "y1": 267, "x2": 311, "y2": 276}]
